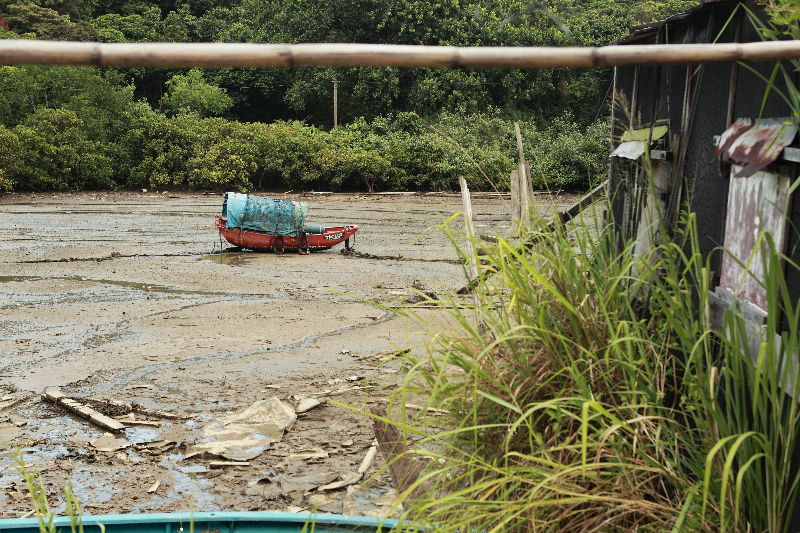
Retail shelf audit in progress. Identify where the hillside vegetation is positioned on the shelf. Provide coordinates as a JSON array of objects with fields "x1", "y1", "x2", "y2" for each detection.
[{"x1": 0, "y1": 0, "x2": 695, "y2": 192}]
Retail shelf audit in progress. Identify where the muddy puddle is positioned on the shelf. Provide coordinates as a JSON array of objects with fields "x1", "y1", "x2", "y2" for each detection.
[{"x1": 0, "y1": 190, "x2": 575, "y2": 518}]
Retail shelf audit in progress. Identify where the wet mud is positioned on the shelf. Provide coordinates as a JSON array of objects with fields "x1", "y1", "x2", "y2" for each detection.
[{"x1": 0, "y1": 190, "x2": 575, "y2": 518}]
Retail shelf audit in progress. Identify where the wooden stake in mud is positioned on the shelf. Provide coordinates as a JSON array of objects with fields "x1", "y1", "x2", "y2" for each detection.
[
  {"x1": 509, "y1": 169, "x2": 521, "y2": 224},
  {"x1": 459, "y1": 176, "x2": 478, "y2": 282},
  {"x1": 514, "y1": 122, "x2": 532, "y2": 227}
]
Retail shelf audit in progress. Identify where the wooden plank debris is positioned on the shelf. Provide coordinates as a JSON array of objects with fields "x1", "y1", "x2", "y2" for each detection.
[
  {"x1": 0, "y1": 395, "x2": 32, "y2": 413},
  {"x1": 311, "y1": 386, "x2": 366, "y2": 396},
  {"x1": 113, "y1": 413, "x2": 162, "y2": 427},
  {"x1": 473, "y1": 214, "x2": 512, "y2": 221},
  {"x1": 317, "y1": 471, "x2": 363, "y2": 491},
  {"x1": 404, "y1": 403, "x2": 449, "y2": 415},
  {"x1": 147, "y1": 480, "x2": 161, "y2": 493},
  {"x1": 85, "y1": 396, "x2": 184, "y2": 419},
  {"x1": 209, "y1": 461, "x2": 251, "y2": 468},
  {"x1": 42, "y1": 390, "x2": 125, "y2": 433},
  {"x1": 358, "y1": 439, "x2": 378, "y2": 475},
  {"x1": 561, "y1": 180, "x2": 609, "y2": 222}
]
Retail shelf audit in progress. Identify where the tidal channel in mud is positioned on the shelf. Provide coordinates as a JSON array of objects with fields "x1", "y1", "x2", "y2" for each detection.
[{"x1": 0, "y1": 190, "x2": 573, "y2": 517}]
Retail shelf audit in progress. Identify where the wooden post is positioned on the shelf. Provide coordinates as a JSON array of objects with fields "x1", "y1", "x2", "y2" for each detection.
[
  {"x1": 514, "y1": 121, "x2": 525, "y2": 163},
  {"x1": 514, "y1": 122, "x2": 531, "y2": 227},
  {"x1": 630, "y1": 65, "x2": 641, "y2": 127},
  {"x1": 460, "y1": 176, "x2": 478, "y2": 281},
  {"x1": 524, "y1": 160, "x2": 534, "y2": 204},
  {"x1": 333, "y1": 80, "x2": 338, "y2": 130},
  {"x1": 518, "y1": 161, "x2": 530, "y2": 227},
  {"x1": 509, "y1": 169, "x2": 521, "y2": 224},
  {"x1": 726, "y1": 14, "x2": 743, "y2": 128}
]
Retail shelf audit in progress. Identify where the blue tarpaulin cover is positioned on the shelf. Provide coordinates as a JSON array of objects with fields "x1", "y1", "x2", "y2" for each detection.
[{"x1": 222, "y1": 193, "x2": 308, "y2": 237}]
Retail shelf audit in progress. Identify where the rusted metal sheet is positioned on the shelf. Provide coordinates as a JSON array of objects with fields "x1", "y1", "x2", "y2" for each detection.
[
  {"x1": 719, "y1": 165, "x2": 790, "y2": 313},
  {"x1": 611, "y1": 140, "x2": 646, "y2": 160},
  {"x1": 713, "y1": 117, "x2": 798, "y2": 178}
]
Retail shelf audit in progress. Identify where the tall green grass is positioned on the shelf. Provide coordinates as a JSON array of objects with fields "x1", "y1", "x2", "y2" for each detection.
[{"x1": 379, "y1": 175, "x2": 800, "y2": 531}]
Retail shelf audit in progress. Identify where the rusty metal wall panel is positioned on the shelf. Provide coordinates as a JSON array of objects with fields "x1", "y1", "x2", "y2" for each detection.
[{"x1": 720, "y1": 166, "x2": 790, "y2": 312}]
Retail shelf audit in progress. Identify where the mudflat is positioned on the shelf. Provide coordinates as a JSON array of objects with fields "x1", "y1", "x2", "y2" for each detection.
[{"x1": 0, "y1": 190, "x2": 573, "y2": 517}]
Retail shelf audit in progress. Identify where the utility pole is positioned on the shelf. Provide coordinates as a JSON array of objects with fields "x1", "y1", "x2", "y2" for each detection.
[{"x1": 333, "y1": 80, "x2": 338, "y2": 130}]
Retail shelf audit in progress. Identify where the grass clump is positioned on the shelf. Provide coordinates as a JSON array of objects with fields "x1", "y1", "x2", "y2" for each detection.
[
  {"x1": 12, "y1": 453, "x2": 92, "y2": 533},
  {"x1": 382, "y1": 191, "x2": 800, "y2": 531}
]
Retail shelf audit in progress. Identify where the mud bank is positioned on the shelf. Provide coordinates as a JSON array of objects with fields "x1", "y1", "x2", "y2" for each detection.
[{"x1": 0, "y1": 191, "x2": 574, "y2": 517}]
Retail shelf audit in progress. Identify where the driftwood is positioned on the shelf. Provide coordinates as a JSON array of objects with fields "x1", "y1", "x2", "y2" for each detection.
[{"x1": 370, "y1": 408, "x2": 425, "y2": 500}]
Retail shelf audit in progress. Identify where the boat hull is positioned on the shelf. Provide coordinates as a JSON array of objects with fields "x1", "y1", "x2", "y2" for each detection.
[
  {"x1": 0, "y1": 511, "x2": 400, "y2": 533},
  {"x1": 215, "y1": 216, "x2": 358, "y2": 252}
]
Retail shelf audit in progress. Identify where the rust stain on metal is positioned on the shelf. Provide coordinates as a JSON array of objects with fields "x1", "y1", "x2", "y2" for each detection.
[
  {"x1": 720, "y1": 167, "x2": 790, "y2": 313},
  {"x1": 713, "y1": 117, "x2": 797, "y2": 178}
]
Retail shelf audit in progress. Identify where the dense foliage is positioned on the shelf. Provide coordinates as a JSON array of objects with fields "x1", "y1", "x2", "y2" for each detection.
[
  {"x1": 0, "y1": 68, "x2": 610, "y2": 193},
  {"x1": 0, "y1": 0, "x2": 695, "y2": 192}
]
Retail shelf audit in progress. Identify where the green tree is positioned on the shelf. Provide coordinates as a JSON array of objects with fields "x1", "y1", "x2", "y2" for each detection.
[
  {"x1": 160, "y1": 68, "x2": 233, "y2": 117},
  {"x1": 9, "y1": 108, "x2": 112, "y2": 190},
  {"x1": 0, "y1": 125, "x2": 19, "y2": 191},
  {"x1": 91, "y1": 7, "x2": 161, "y2": 41},
  {"x1": 5, "y1": 3, "x2": 97, "y2": 39}
]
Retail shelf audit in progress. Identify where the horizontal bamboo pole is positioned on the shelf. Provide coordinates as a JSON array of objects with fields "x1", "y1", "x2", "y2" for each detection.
[{"x1": 2, "y1": 40, "x2": 800, "y2": 68}]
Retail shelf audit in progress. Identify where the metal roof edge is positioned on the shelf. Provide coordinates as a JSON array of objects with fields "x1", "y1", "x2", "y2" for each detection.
[{"x1": 617, "y1": 0, "x2": 741, "y2": 44}]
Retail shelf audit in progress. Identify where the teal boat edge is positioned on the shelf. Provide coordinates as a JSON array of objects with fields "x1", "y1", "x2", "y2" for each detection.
[{"x1": 0, "y1": 512, "x2": 402, "y2": 533}]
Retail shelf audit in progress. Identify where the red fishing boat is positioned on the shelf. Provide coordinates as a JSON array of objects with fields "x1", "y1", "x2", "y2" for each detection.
[
  {"x1": 215, "y1": 218, "x2": 359, "y2": 252},
  {"x1": 215, "y1": 193, "x2": 358, "y2": 253}
]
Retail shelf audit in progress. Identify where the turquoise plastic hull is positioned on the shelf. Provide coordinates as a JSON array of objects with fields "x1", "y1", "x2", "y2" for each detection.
[{"x1": 0, "y1": 512, "x2": 400, "y2": 533}]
